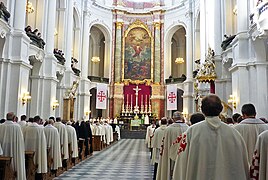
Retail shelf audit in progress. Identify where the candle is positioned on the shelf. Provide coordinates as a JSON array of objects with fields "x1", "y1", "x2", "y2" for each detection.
[
  {"x1": 145, "y1": 95, "x2": 147, "y2": 105},
  {"x1": 141, "y1": 95, "x2": 143, "y2": 106},
  {"x1": 131, "y1": 94, "x2": 133, "y2": 106},
  {"x1": 127, "y1": 94, "x2": 129, "y2": 105}
]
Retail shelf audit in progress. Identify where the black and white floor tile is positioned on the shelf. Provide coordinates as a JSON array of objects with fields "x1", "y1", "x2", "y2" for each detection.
[{"x1": 54, "y1": 139, "x2": 154, "y2": 180}]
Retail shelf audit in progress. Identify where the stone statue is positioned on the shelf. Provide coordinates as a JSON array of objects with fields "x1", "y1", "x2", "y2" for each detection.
[
  {"x1": 65, "y1": 81, "x2": 79, "y2": 99},
  {"x1": 0, "y1": 2, "x2": 10, "y2": 22}
]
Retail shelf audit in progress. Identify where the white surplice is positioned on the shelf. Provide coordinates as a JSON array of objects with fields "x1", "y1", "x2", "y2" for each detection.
[
  {"x1": 152, "y1": 125, "x2": 167, "y2": 164},
  {"x1": 250, "y1": 130, "x2": 268, "y2": 180},
  {"x1": 24, "y1": 122, "x2": 47, "y2": 173},
  {"x1": 0, "y1": 121, "x2": 26, "y2": 180},
  {"x1": 54, "y1": 122, "x2": 69, "y2": 160},
  {"x1": 145, "y1": 124, "x2": 155, "y2": 148},
  {"x1": 44, "y1": 124, "x2": 62, "y2": 170},
  {"x1": 234, "y1": 118, "x2": 268, "y2": 164},
  {"x1": 157, "y1": 122, "x2": 188, "y2": 180},
  {"x1": 66, "y1": 125, "x2": 79, "y2": 158},
  {"x1": 173, "y1": 117, "x2": 250, "y2": 180},
  {"x1": 103, "y1": 123, "x2": 112, "y2": 145}
]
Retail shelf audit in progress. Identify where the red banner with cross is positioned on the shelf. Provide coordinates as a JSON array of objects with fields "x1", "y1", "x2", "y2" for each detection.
[
  {"x1": 96, "y1": 83, "x2": 107, "y2": 109},
  {"x1": 167, "y1": 84, "x2": 177, "y2": 110}
]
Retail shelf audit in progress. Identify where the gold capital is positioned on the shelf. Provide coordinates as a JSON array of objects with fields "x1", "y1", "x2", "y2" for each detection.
[
  {"x1": 153, "y1": 22, "x2": 161, "y2": 30},
  {"x1": 116, "y1": 22, "x2": 124, "y2": 29}
]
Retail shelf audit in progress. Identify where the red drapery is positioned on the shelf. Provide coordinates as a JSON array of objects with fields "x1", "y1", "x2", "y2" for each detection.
[
  {"x1": 210, "y1": 81, "x2": 215, "y2": 94},
  {"x1": 123, "y1": 84, "x2": 151, "y2": 107}
]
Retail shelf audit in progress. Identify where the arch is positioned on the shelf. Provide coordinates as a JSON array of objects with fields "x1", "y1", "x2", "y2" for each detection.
[
  {"x1": 88, "y1": 22, "x2": 112, "y2": 79},
  {"x1": 164, "y1": 24, "x2": 187, "y2": 80}
]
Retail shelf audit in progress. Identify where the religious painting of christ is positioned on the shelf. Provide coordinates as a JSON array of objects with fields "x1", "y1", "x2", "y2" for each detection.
[{"x1": 123, "y1": 26, "x2": 152, "y2": 81}]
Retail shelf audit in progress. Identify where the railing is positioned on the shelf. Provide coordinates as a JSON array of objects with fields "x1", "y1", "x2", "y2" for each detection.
[
  {"x1": 88, "y1": 76, "x2": 109, "y2": 84},
  {"x1": 165, "y1": 77, "x2": 186, "y2": 84}
]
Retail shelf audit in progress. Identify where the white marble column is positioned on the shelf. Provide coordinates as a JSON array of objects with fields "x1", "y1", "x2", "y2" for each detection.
[
  {"x1": 13, "y1": 0, "x2": 27, "y2": 30},
  {"x1": 64, "y1": 0, "x2": 74, "y2": 71},
  {"x1": 0, "y1": 0, "x2": 32, "y2": 118},
  {"x1": 183, "y1": 4, "x2": 194, "y2": 116},
  {"x1": 78, "y1": 5, "x2": 92, "y2": 120},
  {"x1": 81, "y1": 11, "x2": 90, "y2": 79}
]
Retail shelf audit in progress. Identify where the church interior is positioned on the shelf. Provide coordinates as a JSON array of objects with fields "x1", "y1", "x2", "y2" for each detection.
[{"x1": 0, "y1": 0, "x2": 268, "y2": 179}]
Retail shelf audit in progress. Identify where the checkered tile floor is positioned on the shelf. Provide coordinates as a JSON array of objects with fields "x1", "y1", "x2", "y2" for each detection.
[{"x1": 54, "y1": 139, "x2": 154, "y2": 180}]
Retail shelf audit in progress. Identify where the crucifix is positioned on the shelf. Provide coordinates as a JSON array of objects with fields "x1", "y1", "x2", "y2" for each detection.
[{"x1": 133, "y1": 85, "x2": 141, "y2": 113}]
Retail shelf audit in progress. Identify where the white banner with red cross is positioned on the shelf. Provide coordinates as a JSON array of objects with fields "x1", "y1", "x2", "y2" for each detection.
[
  {"x1": 167, "y1": 84, "x2": 177, "y2": 110},
  {"x1": 96, "y1": 83, "x2": 108, "y2": 109}
]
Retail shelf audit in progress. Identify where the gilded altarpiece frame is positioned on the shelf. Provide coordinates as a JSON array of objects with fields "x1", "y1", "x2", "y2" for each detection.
[{"x1": 122, "y1": 20, "x2": 154, "y2": 84}]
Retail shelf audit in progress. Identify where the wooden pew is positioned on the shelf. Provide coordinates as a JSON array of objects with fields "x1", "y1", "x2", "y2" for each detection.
[
  {"x1": 92, "y1": 135, "x2": 102, "y2": 151},
  {"x1": 25, "y1": 151, "x2": 37, "y2": 180},
  {"x1": 113, "y1": 132, "x2": 118, "y2": 142},
  {"x1": 78, "y1": 139, "x2": 85, "y2": 160},
  {"x1": 0, "y1": 156, "x2": 16, "y2": 180},
  {"x1": 67, "y1": 143, "x2": 74, "y2": 169}
]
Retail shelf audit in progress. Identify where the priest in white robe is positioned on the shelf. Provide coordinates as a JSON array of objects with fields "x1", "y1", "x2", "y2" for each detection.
[
  {"x1": 152, "y1": 118, "x2": 167, "y2": 180},
  {"x1": 115, "y1": 125, "x2": 121, "y2": 140},
  {"x1": 66, "y1": 121, "x2": 79, "y2": 158},
  {"x1": 234, "y1": 103, "x2": 268, "y2": 164},
  {"x1": 157, "y1": 111, "x2": 188, "y2": 180},
  {"x1": 54, "y1": 117, "x2": 69, "y2": 160},
  {"x1": 145, "y1": 121, "x2": 155, "y2": 149},
  {"x1": 44, "y1": 120, "x2": 62, "y2": 170},
  {"x1": 18, "y1": 115, "x2": 27, "y2": 137},
  {"x1": 169, "y1": 112, "x2": 205, "y2": 162},
  {"x1": 173, "y1": 95, "x2": 250, "y2": 180},
  {"x1": 24, "y1": 115, "x2": 47, "y2": 174},
  {"x1": 0, "y1": 112, "x2": 26, "y2": 180},
  {"x1": 250, "y1": 130, "x2": 268, "y2": 180}
]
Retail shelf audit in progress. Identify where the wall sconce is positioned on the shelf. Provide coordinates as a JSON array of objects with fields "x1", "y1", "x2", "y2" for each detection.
[
  {"x1": 52, "y1": 100, "x2": 59, "y2": 110},
  {"x1": 54, "y1": 29, "x2": 58, "y2": 36},
  {"x1": 228, "y1": 95, "x2": 237, "y2": 109},
  {"x1": 22, "y1": 92, "x2": 31, "y2": 105},
  {"x1": 85, "y1": 110, "x2": 91, "y2": 116},
  {"x1": 26, "y1": 1, "x2": 35, "y2": 14},
  {"x1": 182, "y1": 111, "x2": 188, "y2": 118},
  {"x1": 91, "y1": 56, "x2": 100, "y2": 63},
  {"x1": 233, "y1": 5, "x2": 237, "y2": 16},
  {"x1": 175, "y1": 57, "x2": 184, "y2": 64}
]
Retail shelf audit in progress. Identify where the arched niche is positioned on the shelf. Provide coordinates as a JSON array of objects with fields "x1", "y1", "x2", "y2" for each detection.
[
  {"x1": 170, "y1": 27, "x2": 186, "y2": 78},
  {"x1": 88, "y1": 23, "x2": 111, "y2": 79},
  {"x1": 164, "y1": 23, "x2": 187, "y2": 79}
]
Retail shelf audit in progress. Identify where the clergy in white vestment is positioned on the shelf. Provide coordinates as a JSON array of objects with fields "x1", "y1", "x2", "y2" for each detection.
[
  {"x1": 173, "y1": 95, "x2": 250, "y2": 180},
  {"x1": 250, "y1": 130, "x2": 268, "y2": 180},
  {"x1": 144, "y1": 114, "x2": 150, "y2": 125},
  {"x1": 145, "y1": 121, "x2": 156, "y2": 148},
  {"x1": 54, "y1": 117, "x2": 69, "y2": 160},
  {"x1": 115, "y1": 125, "x2": 121, "y2": 140},
  {"x1": 18, "y1": 115, "x2": 27, "y2": 137},
  {"x1": 66, "y1": 121, "x2": 79, "y2": 158},
  {"x1": 152, "y1": 118, "x2": 167, "y2": 180},
  {"x1": 0, "y1": 112, "x2": 26, "y2": 180},
  {"x1": 234, "y1": 103, "x2": 268, "y2": 164},
  {"x1": 169, "y1": 112, "x2": 205, "y2": 162},
  {"x1": 24, "y1": 115, "x2": 47, "y2": 174},
  {"x1": 103, "y1": 121, "x2": 112, "y2": 145},
  {"x1": 157, "y1": 111, "x2": 189, "y2": 180},
  {"x1": 44, "y1": 120, "x2": 62, "y2": 170}
]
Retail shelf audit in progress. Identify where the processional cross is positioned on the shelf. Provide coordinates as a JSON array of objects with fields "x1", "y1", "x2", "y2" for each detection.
[{"x1": 133, "y1": 85, "x2": 141, "y2": 113}]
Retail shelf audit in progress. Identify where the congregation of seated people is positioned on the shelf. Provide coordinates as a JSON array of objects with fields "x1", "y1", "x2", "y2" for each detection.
[
  {"x1": 0, "y1": 113, "x2": 120, "y2": 180},
  {"x1": 146, "y1": 95, "x2": 268, "y2": 180}
]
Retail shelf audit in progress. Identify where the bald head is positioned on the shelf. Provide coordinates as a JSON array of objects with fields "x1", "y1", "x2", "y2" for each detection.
[
  {"x1": 6, "y1": 112, "x2": 15, "y2": 121},
  {"x1": 173, "y1": 111, "x2": 183, "y2": 122}
]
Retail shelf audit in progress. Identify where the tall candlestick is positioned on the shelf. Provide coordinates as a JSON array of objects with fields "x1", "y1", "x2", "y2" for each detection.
[{"x1": 141, "y1": 95, "x2": 143, "y2": 106}]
